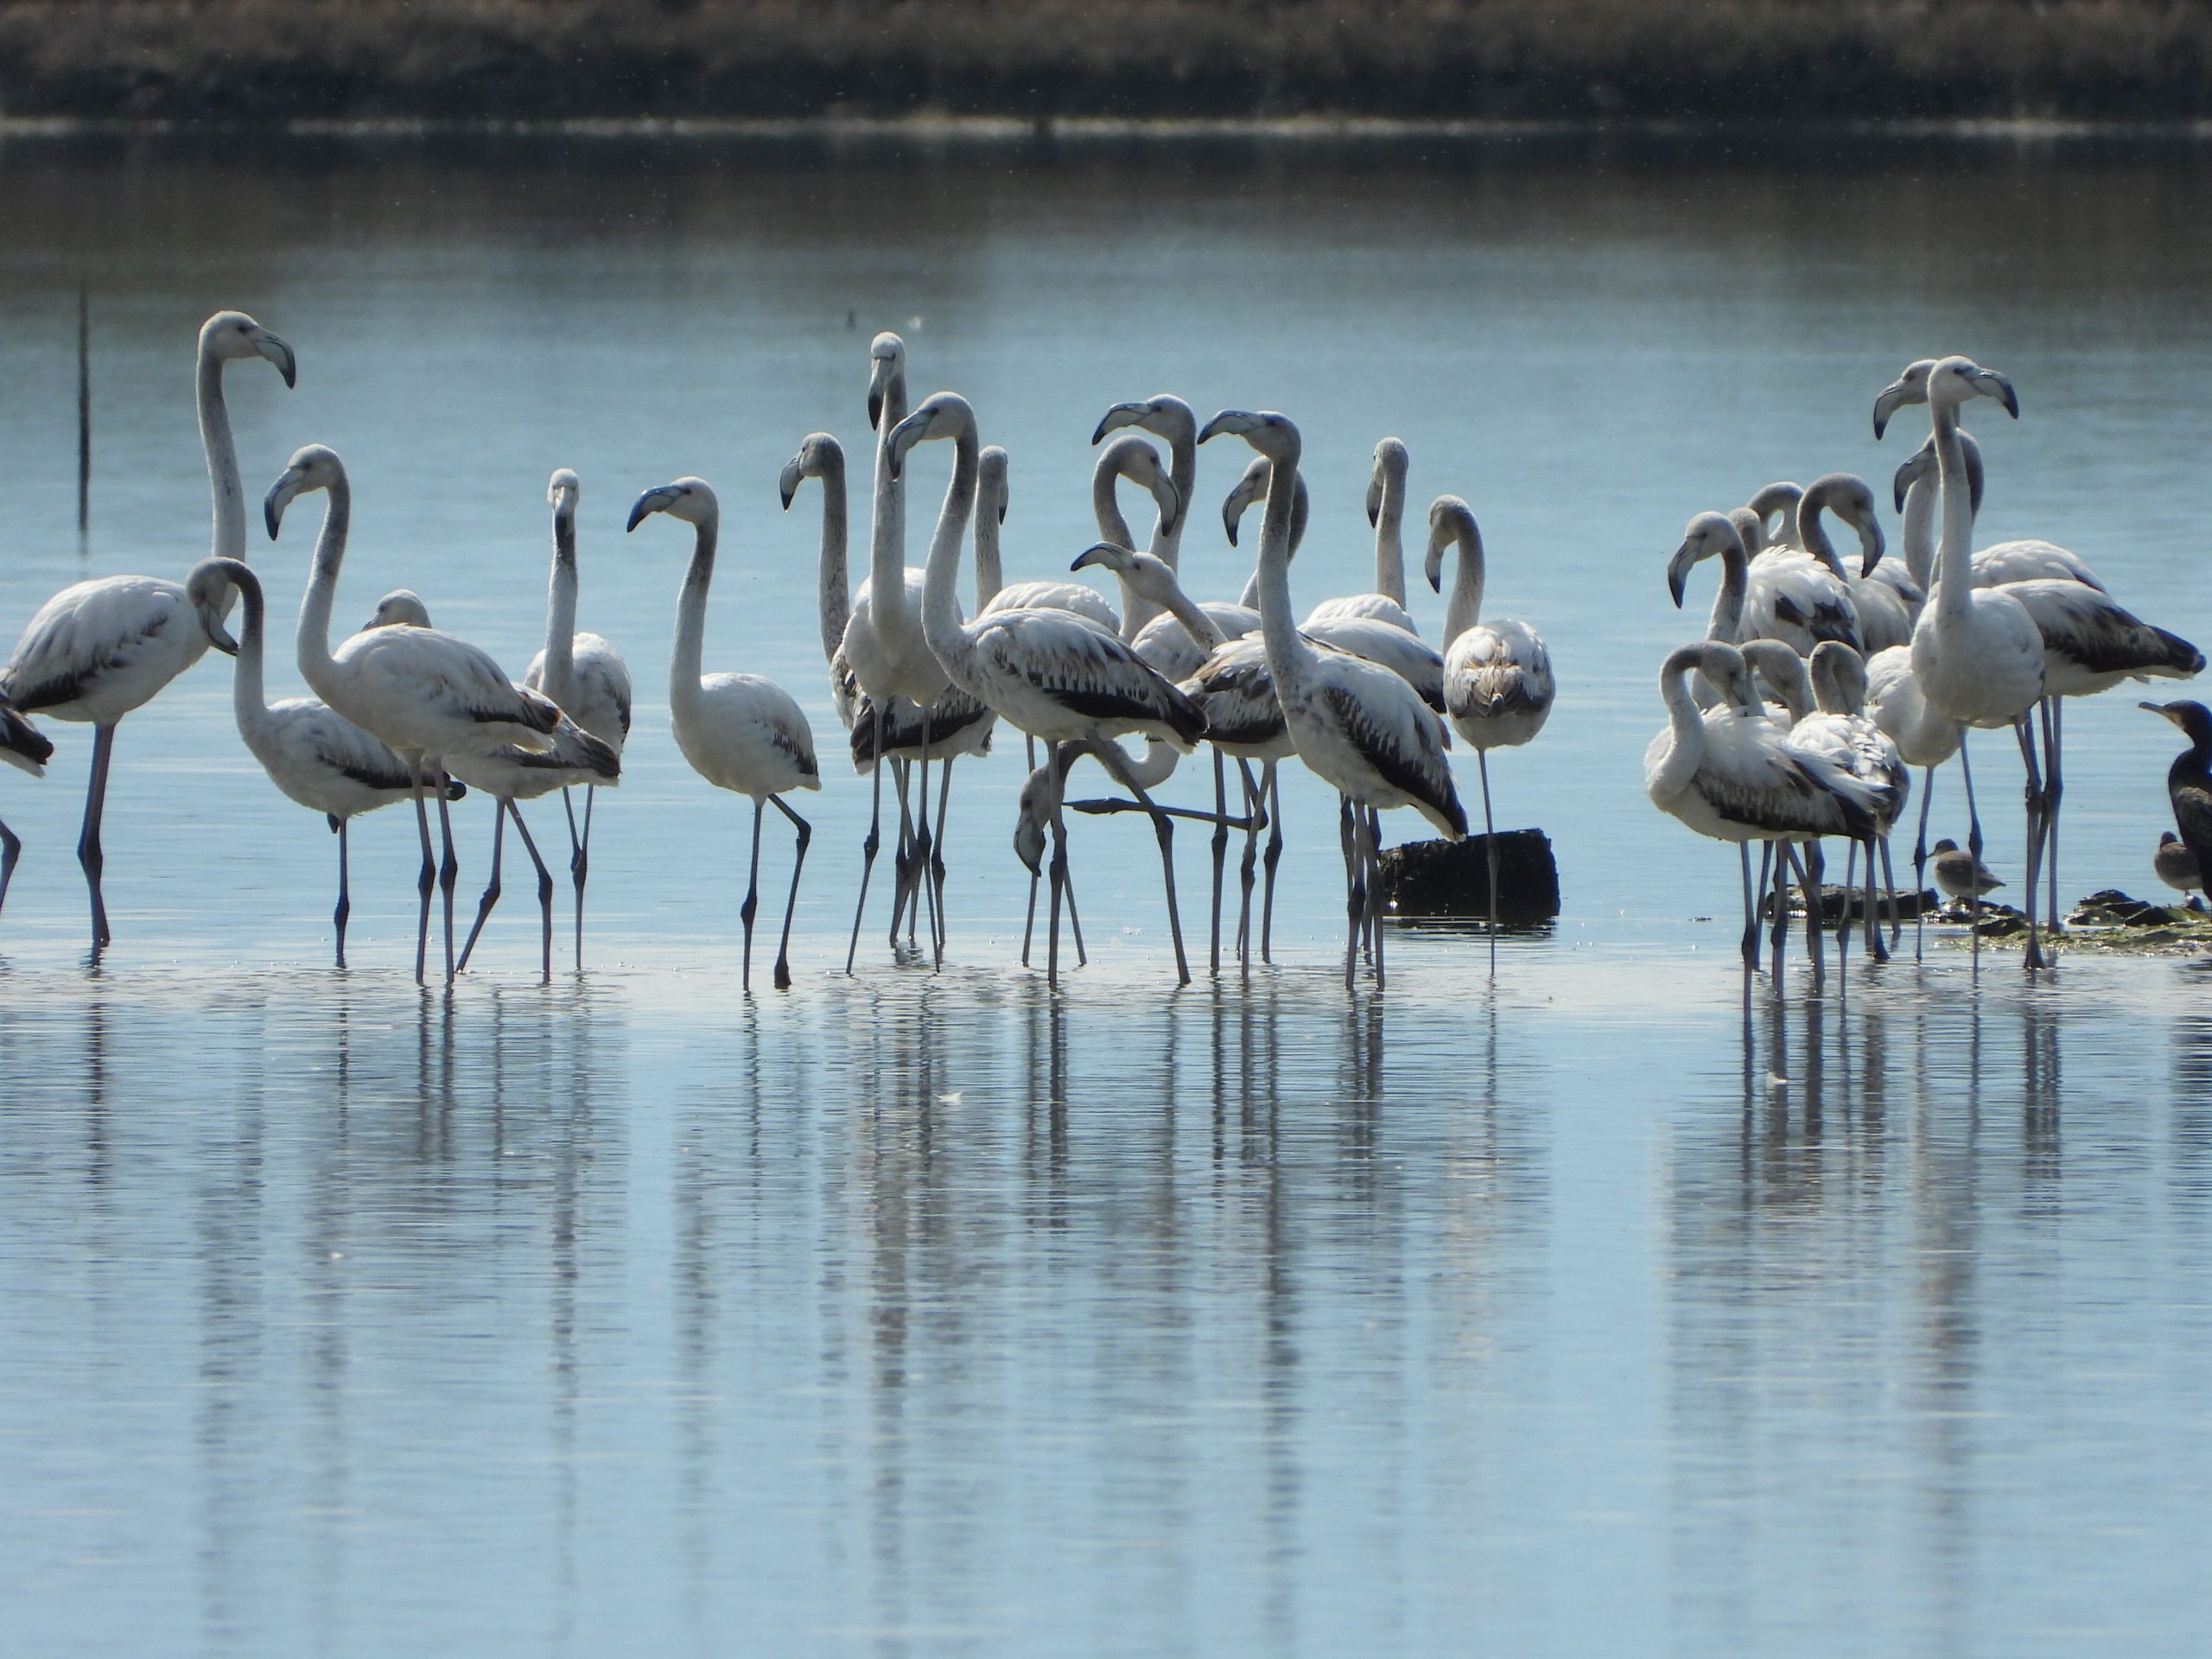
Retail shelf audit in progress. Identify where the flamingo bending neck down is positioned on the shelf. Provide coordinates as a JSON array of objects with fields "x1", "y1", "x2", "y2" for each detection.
[
  {"x1": 0, "y1": 700, "x2": 54, "y2": 931},
  {"x1": 1426, "y1": 494, "x2": 1555, "y2": 969},
  {"x1": 630, "y1": 477, "x2": 819, "y2": 993},
  {"x1": 1093, "y1": 393, "x2": 1198, "y2": 636},
  {"x1": 889, "y1": 391, "x2": 1207, "y2": 984},
  {"x1": 523, "y1": 468, "x2": 633, "y2": 972},
  {"x1": 0, "y1": 308, "x2": 294, "y2": 954},
  {"x1": 1203, "y1": 408, "x2": 1465, "y2": 992},
  {"x1": 270, "y1": 443, "x2": 561, "y2": 984}
]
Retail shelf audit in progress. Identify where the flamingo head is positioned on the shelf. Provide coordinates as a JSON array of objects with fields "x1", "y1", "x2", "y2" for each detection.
[
  {"x1": 1092, "y1": 393, "x2": 1195, "y2": 449},
  {"x1": 779, "y1": 432, "x2": 842, "y2": 511},
  {"x1": 264, "y1": 443, "x2": 343, "y2": 538},
  {"x1": 200, "y1": 310, "x2": 296, "y2": 389},
  {"x1": 1368, "y1": 436, "x2": 1410, "y2": 528},
  {"x1": 885, "y1": 392, "x2": 976, "y2": 480},
  {"x1": 867, "y1": 332, "x2": 906, "y2": 430},
  {"x1": 1871, "y1": 358, "x2": 1936, "y2": 438},
  {"x1": 1808, "y1": 472, "x2": 1885, "y2": 576},
  {"x1": 1926, "y1": 355, "x2": 2018, "y2": 419},
  {"x1": 627, "y1": 476, "x2": 717, "y2": 531},
  {"x1": 1198, "y1": 409, "x2": 1300, "y2": 465},
  {"x1": 980, "y1": 444, "x2": 1010, "y2": 525},
  {"x1": 1666, "y1": 511, "x2": 1745, "y2": 608},
  {"x1": 1422, "y1": 494, "x2": 1479, "y2": 594},
  {"x1": 1099, "y1": 434, "x2": 1182, "y2": 537},
  {"x1": 363, "y1": 589, "x2": 432, "y2": 632},
  {"x1": 184, "y1": 556, "x2": 253, "y2": 656}
]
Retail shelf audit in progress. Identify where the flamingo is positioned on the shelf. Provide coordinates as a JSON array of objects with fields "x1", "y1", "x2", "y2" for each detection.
[
  {"x1": 0, "y1": 700, "x2": 53, "y2": 930},
  {"x1": 1200, "y1": 409, "x2": 1465, "y2": 991},
  {"x1": 1889, "y1": 355, "x2": 2049, "y2": 967},
  {"x1": 629, "y1": 477, "x2": 819, "y2": 993},
  {"x1": 521, "y1": 469, "x2": 632, "y2": 971},
  {"x1": 1092, "y1": 392, "x2": 1199, "y2": 635},
  {"x1": 1070, "y1": 541, "x2": 1294, "y2": 972},
  {"x1": 267, "y1": 444, "x2": 562, "y2": 984},
  {"x1": 1646, "y1": 640, "x2": 1884, "y2": 976},
  {"x1": 784, "y1": 429, "x2": 992, "y2": 952},
  {"x1": 1425, "y1": 494, "x2": 1555, "y2": 963},
  {"x1": 1301, "y1": 438, "x2": 1420, "y2": 634},
  {"x1": 0, "y1": 309, "x2": 295, "y2": 952},
  {"x1": 1802, "y1": 641, "x2": 1910, "y2": 961},
  {"x1": 187, "y1": 557, "x2": 465, "y2": 968},
  {"x1": 1735, "y1": 483, "x2": 1866, "y2": 656},
  {"x1": 887, "y1": 391, "x2": 1206, "y2": 983}
]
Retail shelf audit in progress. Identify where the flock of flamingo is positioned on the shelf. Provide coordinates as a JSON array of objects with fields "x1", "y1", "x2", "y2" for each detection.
[{"x1": 0, "y1": 316, "x2": 2204, "y2": 991}]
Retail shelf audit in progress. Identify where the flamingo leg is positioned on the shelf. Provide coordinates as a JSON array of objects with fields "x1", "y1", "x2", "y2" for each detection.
[
  {"x1": 769, "y1": 793, "x2": 810, "y2": 992},
  {"x1": 1803, "y1": 839, "x2": 1826, "y2": 982},
  {"x1": 931, "y1": 752, "x2": 955, "y2": 966},
  {"x1": 1362, "y1": 804, "x2": 1386, "y2": 990},
  {"x1": 1089, "y1": 738, "x2": 1190, "y2": 986},
  {"x1": 1342, "y1": 798, "x2": 1363, "y2": 991},
  {"x1": 563, "y1": 783, "x2": 597, "y2": 974},
  {"x1": 1841, "y1": 841, "x2": 1859, "y2": 957},
  {"x1": 1209, "y1": 750, "x2": 1229, "y2": 977},
  {"x1": 1910, "y1": 761, "x2": 1936, "y2": 957},
  {"x1": 1046, "y1": 741, "x2": 1069, "y2": 984},
  {"x1": 1478, "y1": 748, "x2": 1499, "y2": 976},
  {"x1": 456, "y1": 798, "x2": 508, "y2": 975},
  {"x1": 1866, "y1": 840, "x2": 1891, "y2": 963},
  {"x1": 1878, "y1": 836, "x2": 1902, "y2": 956},
  {"x1": 76, "y1": 720, "x2": 116, "y2": 953},
  {"x1": 891, "y1": 752, "x2": 920, "y2": 950},
  {"x1": 1960, "y1": 738, "x2": 1984, "y2": 970},
  {"x1": 846, "y1": 704, "x2": 887, "y2": 975},
  {"x1": 741, "y1": 795, "x2": 764, "y2": 993},
  {"x1": 1738, "y1": 841, "x2": 1758, "y2": 973},
  {"x1": 435, "y1": 769, "x2": 460, "y2": 983},
  {"x1": 410, "y1": 765, "x2": 435, "y2": 986},
  {"x1": 910, "y1": 709, "x2": 939, "y2": 961},
  {"x1": 1769, "y1": 840, "x2": 1791, "y2": 969},
  {"x1": 2016, "y1": 714, "x2": 2048, "y2": 971},
  {"x1": 1235, "y1": 759, "x2": 1262, "y2": 966},
  {"x1": 507, "y1": 799, "x2": 556, "y2": 984},
  {"x1": 333, "y1": 816, "x2": 351, "y2": 969},
  {"x1": 1261, "y1": 763, "x2": 1283, "y2": 963},
  {"x1": 2042, "y1": 697, "x2": 2064, "y2": 938}
]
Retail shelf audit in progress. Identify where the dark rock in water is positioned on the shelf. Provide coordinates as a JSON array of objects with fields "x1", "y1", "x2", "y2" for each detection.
[
  {"x1": 1768, "y1": 884, "x2": 1938, "y2": 923},
  {"x1": 1379, "y1": 830, "x2": 1558, "y2": 922},
  {"x1": 2068, "y1": 888, "x2": 2192, "y2": 928}
]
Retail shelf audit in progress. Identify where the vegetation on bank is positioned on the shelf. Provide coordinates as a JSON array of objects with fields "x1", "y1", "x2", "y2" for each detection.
[{"x1": 2, "y1": 1, "x2": 2209, "y2": 125}]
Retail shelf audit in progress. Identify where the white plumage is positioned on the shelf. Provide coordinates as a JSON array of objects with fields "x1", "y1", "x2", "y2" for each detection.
[
  {"x1": 630, "y1": 476, "x2": 818, "y2": 994},
  {"x1": 0, "y1": 308, "x2": 296, "y2": 951}
]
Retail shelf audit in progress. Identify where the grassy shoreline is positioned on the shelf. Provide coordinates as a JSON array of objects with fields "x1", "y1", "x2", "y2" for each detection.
[{"x1": 3, "y1": 2, "x2": 2210, "y2": 126}]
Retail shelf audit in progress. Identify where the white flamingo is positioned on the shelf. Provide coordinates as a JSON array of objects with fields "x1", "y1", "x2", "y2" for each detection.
[
  {"x1": 1302, "y1": 437, "x2": 1420, "y2": 634},
  {"x1": 1647, "y1": 640, "x2": 1884, "y2": 977},
  {"x1": 1891, "y1": 355, "x2": 2050, "y2": 967},
  {"x1": 1737, "y1": 488, "x2": 1865, "y2": 656},
  {"x1": 629, "y1": 476, "x2": 820, "y2": 993},
  {"x1": 359, "y1": 588, "x2": 620, "y2": 982},
  {"x1": 977, "y1": 443, "x2": 1122, "y2": 632},
  {"x1": 888, "y1": 391, "x2": 1207, "y2": 983},
  {"x1": 188, "y1": 556, "x2": 461, "y2": 968},
  {"x1": 0, "y1": 700, "x2": 53, "y2": 930},
  {"x1": 1222, "y1": 461, "x2": 1445, "y2": 709},
  {"x1": 520, "y1": 469, "x2": 632, "y2": 971},
  {"x1": 1201, "y1": 409, "x2": 1465, "y2": 992},
  {"x1": 1070, "y1": 541, "x2": 1294, "y2": 972},
  {"x1": 0, "y1": 308, "x2": 294, "y2": 952},
  {"x1": 268, "y1": 444, "x2": 562, "y2": 984},
  {"x1": 1093, "y1": 393, "x2": 1199, "y2": 635},
  {"x1": 1425, "y1": 494, "x2": 1555, "y2": 962}
]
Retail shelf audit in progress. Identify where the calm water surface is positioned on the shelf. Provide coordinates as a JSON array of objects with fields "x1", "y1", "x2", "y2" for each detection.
[{"x1": 2, "y1": 129, "x2": 2211, "y2": 1656}]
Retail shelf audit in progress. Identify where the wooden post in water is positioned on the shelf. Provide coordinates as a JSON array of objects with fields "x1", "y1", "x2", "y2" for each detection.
[{"x1": 76, "y1": 280, "x2": 91, "y2": 550}]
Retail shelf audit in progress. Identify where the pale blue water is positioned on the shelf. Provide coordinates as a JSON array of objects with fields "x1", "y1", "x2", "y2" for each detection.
[{"x1": 1, "y1": 128, "x2": 2210, "y2": 1656}]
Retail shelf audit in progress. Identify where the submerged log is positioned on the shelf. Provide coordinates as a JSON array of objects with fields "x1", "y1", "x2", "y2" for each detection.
[{"x1": 1378, "y1": 830, "x2": 1558, "y2": 922}]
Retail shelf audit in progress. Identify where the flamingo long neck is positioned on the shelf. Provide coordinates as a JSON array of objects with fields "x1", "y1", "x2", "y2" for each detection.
[
  {"x1": 1252, "y1": 450, "x2": 1319, "y2": 695},
  {"x1": 1652, "y1": 659, "x2": 1708, "y2": 798},
  {"x1": 671, "y1": 514, "x2": 720, "y2": 709},
  {"x1": 197, "y1": 349, "x2": 247, "y2": 582},
  {"x1": 230, "y1": 575, "x2": 276, "y2": 747},
  {"x1": 919, "y1": 424, "x2": 982, "y2": 685},
  {"x1": 1160, "y1": 416, "x2": 1196, "y2": 574},
  {"x1": 1797, "y1": 490, "x2": 1849, "y2": 580},
  {"x1": 1931, "y1": 401, "x2": 1975, "y2": 626},
  {"x1": 1374, "y1": 467, "x2": 1408, "y2": 607},
  {"x1": 295, "y1": 478, "x2": 353, "y2": 709},
  {"x1": 974, "y1": 484, "x2": 1004, "y2": 608},
  {"x1": 1901, "y1": 472, "x2": 1937, "y2": 590},
  {"x1": 1152, "y1": 570, "x2": 1228, "y2": 653},
  {"x1": 870, "y1": 367, "x2": 912, "y2": 651},
  {"x1": 1237, "y1": 475, "x2": 1309, "y2": 608},
  {"x1": 541, "y1": 504, "x2": 579, "y2": 702},
  {"x1": 1092, "y1": 466, "x2": 1153, "y2": 639},
  {"x1": 1707, "y1": 545, "x2": 1747, "y2": 644},
  {"x1": 814, "y1": 455, "x2": 850, "y2": 664},
  {"x1": 1441, "y1": 522, "x2": 1486, "y2": 648}
]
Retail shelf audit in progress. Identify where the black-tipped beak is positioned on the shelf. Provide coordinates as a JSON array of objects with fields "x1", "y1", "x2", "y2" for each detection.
[
  {"x1": 1197, "y1": 412, "x2": 1237, "y2": 444},
  {"x1": 626, "y1": 491, "x2": 667, "y2": 532},
  {"x1": 205, "y1": 619, "x2": 240, "y2": 657},
  {"x1": 779, "y1": 484, "x2": 796, "y2": 512},
  {"x1": 997, "y1": 497, "x2": 1007, "y2": 526},
  {"x1": 1859, "y1": 523, "x2": 1886, "y2": 580},
  {"x1": 1427, "y1": 565, "x2": 1441, "y2": 594},
  {"x1": 263, "y1": 483, "x2": 291, "y2": 541},
  {"x1": 868, "y1": 389, "x2": 883, "y2": 431},
  {"x1": 257, "y1": 333, "x2": 297, "y2": 390},
  {"x1": 1872, "y1": 378, "x2": 1909, "y2": 440}
]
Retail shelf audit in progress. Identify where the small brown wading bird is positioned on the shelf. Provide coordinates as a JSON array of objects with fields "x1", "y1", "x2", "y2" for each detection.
[
  {"x1": 2153, "y1": 831, "x2": 2203, "y2": 908},
  {"x1": 1929, "y1": 838, "x2": 2004, "y2": 902}
]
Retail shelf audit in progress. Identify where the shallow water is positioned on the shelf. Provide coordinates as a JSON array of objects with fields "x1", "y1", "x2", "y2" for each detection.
[{"x1": 3, "y1": 129, "x2": 2211, "y2": 1655}]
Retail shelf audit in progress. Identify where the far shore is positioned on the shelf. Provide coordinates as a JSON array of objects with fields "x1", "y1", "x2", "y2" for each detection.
[{"x1": 4, "y1": 2, "x2": 2212, "y2": 128}]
